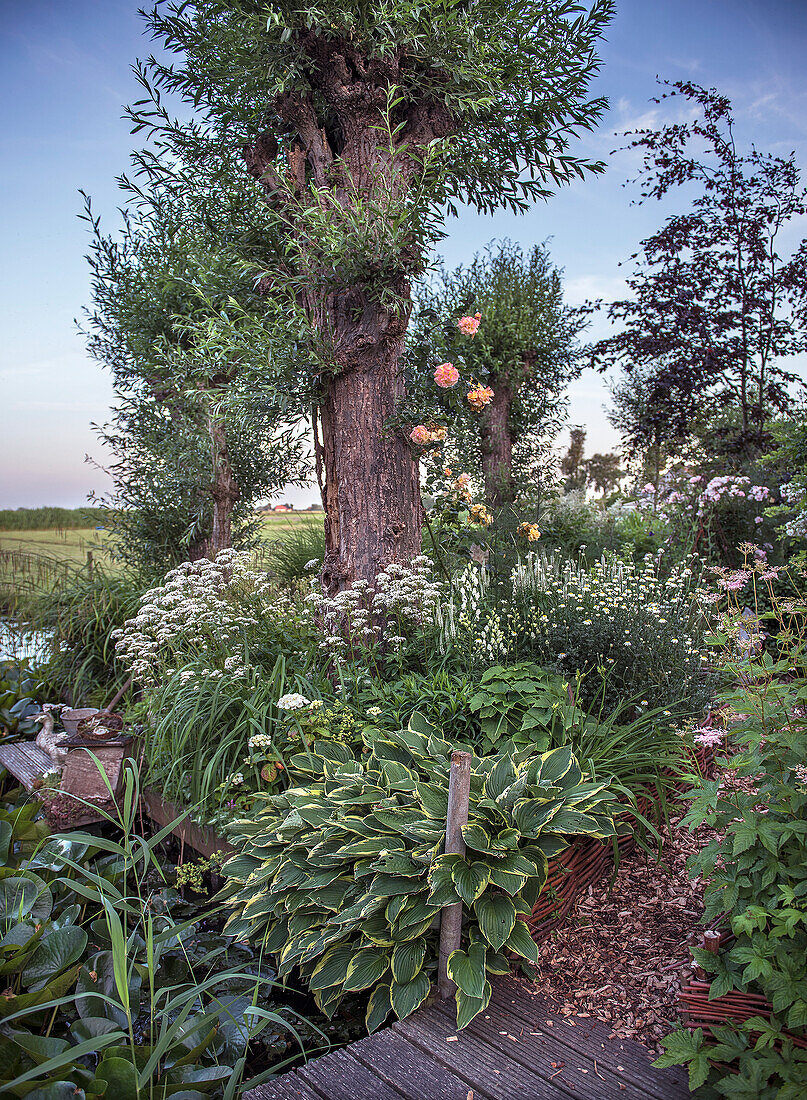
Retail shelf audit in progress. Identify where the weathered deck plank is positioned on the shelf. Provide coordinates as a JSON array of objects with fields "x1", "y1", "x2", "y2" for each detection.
[
  {"x1": 240, "y1": 976, "x2": 692, "y2": 1100},
  {"x1": 350, "y1": 1028, "x2": 486, "y2": 1100}
]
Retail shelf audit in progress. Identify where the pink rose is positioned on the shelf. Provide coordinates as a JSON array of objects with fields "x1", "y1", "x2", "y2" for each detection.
[
  {"x1": 434, "y1": 362, "x2": 459, "y2": 388},
  {"x1": 409, "y1": 425, "x2": 431, "y2": 445},
  {"x1": 457, "y1": 312, "x2": 482, "y2": 337}
]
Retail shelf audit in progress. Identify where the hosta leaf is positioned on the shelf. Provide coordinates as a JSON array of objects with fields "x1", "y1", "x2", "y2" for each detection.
[
  {"x1": 504, "y1": 919, "x2": 539, "y2": 965},
  {"x1": 343, "y1": 949, "x2": 390, "y2": 992},
  {"x1": 395, "y1": 899, "x2": 436, "y2": 932},
  {"x1": 550, "y1": 808, "x2": 609, "y2": 836},
  {"x1": 484, "y1": 756, "x2": 517, "y2": 800},
  {"x1": 512, "y1": 799, "x2": 560, "y2": 837},
  {"x1": 391, "y1": 938, "x2": 427, "y2": 985},
  {"x1": 368, "y1": 874, "x2": 425, "y2": 897},
  {"x1": 455, "y1": 981, "x2": 492, "y2": 1030},
  {"x1": 334, "y1": 836, "x2": 404, "y2": 858},
  {"x1": 366, "y1": 983, "x2": 392, "y2": 1033},
  {"x1": 391, "y1": 970, "x2": 431, "y2": 1019},
  {"x1": 447, "y1": 943, "x2": 487, "y2": 998},
  {"x1": 536, "y1": 746, "x2": 574, "y2": 785},
  {"x1": 474, "y1": 893, "x2": 517, "y2": 951},
  {"x1": 361, "y1": 913, "x2": 396, "y2": 946},
  {"x1": 485, "y1": 950, "x2": 511, "y2": 975},
  {"x1": 451, "y1": 860, "x2": 490, "y2": 906},
  {"x1": 310, "y1": 945, "x2": 355, "y2": 991},
  {"x1": 461, "y1": 823, "x2": 491, "y2": 853},
  {"x1": 416, "y1": 783, "x2": 449, "y2": 820},
  {"x1": 370, "y1": 852, "x2": 423, "y2": 878}
]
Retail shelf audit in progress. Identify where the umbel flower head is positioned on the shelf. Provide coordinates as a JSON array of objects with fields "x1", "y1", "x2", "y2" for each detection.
[
  {"x1": 457, "y1": 312, "x2": 482, "y2": 336},
  {"x1": 467, "y1": 383, "x2": 494, "y2": 411},
  {"x1": 434, "y1": 362, "x2": 459, "y2": 388}
]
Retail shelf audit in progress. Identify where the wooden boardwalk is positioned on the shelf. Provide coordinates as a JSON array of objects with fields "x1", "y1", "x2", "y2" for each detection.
[{"x1": 246, "y1": 975, "x2": 689, "y2": 1100}]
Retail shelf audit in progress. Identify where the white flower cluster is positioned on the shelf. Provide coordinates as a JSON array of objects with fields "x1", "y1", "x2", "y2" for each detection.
[
  {"x1": 307, "y1": 556, "x2": 442, "y2": 661},
  {"x1": 781, "y1": 480, "x2": 807, "y2": 539},
  {"x1": 277, "y1": 692, "x2": 311, "y2": 710},
  {"x1": 442, "y1": 550, "x2": 709, "y2": 674},
  {"x1": 113, "y1": 549, "x2": 287, "y2": 686}
]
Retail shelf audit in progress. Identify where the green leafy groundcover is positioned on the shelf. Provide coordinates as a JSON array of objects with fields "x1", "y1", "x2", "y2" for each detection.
[{"x1": 221, "y1": 715, "x2": 620, "y2": 1032}]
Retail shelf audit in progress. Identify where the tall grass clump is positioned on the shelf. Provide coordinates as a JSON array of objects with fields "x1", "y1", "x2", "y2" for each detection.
[
  {"x1": 144, "y1": 655, "x2": 326, "y2": 825},
  {"x1": 22, "y1": 563, "x2": 147, "y2": 705},
  {"x1": 266, "y1": 520, "x2": 326, "y2": 586}
]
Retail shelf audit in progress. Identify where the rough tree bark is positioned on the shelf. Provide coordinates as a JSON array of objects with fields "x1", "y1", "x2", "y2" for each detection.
[
  {"x1": 243, "y1": 34, "x2": 453, "y2": 591},
  {"x1": 206, "y1": 410, "x2": 240, "y2": 557},
  {"x1": 479, "y1": 369, "x2": 515, "y2": 507}
]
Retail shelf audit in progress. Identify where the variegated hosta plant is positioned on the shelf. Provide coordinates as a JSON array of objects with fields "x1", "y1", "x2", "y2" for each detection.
[{"x1": 221, "y1": 715, "x2": 619, "y2": 1032}]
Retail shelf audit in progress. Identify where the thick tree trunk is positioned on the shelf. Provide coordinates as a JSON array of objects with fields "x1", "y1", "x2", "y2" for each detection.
[
  {"x1": 479, "y1": 371, "x2": 516, "y2": 507},
  {"x1": 206, "y1": 412, "x2": 240, "y2": 557},
  {"x1": 318, "y1": 337, "x2": 423, "y2": 593}
]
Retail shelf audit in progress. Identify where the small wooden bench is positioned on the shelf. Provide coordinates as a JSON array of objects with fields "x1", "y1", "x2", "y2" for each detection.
[{"x1": 0, "y1": 742, "x2": 53, "y2": 790}]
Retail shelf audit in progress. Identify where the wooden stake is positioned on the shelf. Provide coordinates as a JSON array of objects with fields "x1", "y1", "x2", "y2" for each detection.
[{"x1": 438, "y1": 750, "x2": 472, "y2": 999}]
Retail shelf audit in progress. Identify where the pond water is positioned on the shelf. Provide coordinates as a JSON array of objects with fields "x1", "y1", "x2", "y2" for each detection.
[{"x1": 0, "y1": 619, "x2": 51, "y2": 664}]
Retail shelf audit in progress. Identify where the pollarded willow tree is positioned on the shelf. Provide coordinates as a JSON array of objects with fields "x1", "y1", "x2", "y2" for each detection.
[
  {"x1": 133, "y1": 0, "x2": 614, "y2": 589},
  {"x1": 82, "y1": 183, "x2": 307, "y2": 570},
  {"x1": 409, "y1": 241, "x2": 585, "y2": 506}
]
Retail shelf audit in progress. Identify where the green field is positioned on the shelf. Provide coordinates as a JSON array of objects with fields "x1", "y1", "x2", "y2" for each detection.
[{"x1": 0, "y1": 512, "x2": 324, "y2": 600}]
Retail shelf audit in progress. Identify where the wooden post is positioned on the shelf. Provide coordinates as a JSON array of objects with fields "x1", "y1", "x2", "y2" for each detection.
[
  {"x1": 438, "y1": 750, "x2": 472, "y2": 999},
  {"x1": 86, "y1": 550, "x2": 94, "y2": 578}
]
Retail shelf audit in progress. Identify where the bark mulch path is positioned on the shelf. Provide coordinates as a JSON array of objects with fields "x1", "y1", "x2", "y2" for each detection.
[{"x1": 528, "y1": 812, "x2": 718, "y2": 1054}]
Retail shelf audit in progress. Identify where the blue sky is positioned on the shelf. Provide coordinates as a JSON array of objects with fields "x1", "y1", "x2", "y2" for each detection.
[{"x1": 1, "y1": 0, "x2": 806, "y2": 508}]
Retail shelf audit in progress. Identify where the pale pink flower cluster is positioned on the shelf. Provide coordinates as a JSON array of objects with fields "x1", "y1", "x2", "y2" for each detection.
[
  {"x1": 693, "y1": 728, "x2": 724, "y2": 748},
  {"x1": 457, "y1": 311, "x2": 482, "y2": 336},
  {"x1": 433, "y1": 362, "x2": 460, "y2": 388}
]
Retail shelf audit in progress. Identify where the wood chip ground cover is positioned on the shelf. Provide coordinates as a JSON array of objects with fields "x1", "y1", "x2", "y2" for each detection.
[{"x1": 524, "y1": 809, "x2": 720, "y2": 1053}]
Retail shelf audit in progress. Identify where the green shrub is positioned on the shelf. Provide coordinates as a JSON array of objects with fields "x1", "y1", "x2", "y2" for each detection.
[
  {"x1": 654, "y1": 562, "x2": 807, "y2": 1095},
  {"x1": 221, "y1": 716, "x2": 620, "y2": 1032}
]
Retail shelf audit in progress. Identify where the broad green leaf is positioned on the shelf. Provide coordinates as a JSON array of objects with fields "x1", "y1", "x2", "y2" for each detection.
[
  {"x1": 451, "y1": 860, "x2": 490, "y2": 906},
  {"x1": 366, "y1": 983, "x2": 392, "y2": 1033},
  {"x1": 390, "y1": 970, "x2": 430, "y2": 1019},
  {"x1": 21, "y1": 927, "x2": 88, "y2": 992},
  {"x1": 343, "y1": 949, "x2": 390, "y2": 992},
  {"x1": 391, "y1": 938, "x2": 426, "y2": 985},
  {"x1": 455, "y1": 980, "x2": 492, "y2": 1029},
  {"x1": 309, "y1": 945, "x2": 355, "y2": 991},
  {"x1": 474, "y1": 893, "x2": 517, "y2": 951},
  {"x1": 536, "y1": 745, "x2": 574, "y2": 785},
  {"x1": 504, "y1": 919, "x2": 539, "y2": 965},
  {"x1": 447, "y1": 943, "x2": 487, "y2": 998}
]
